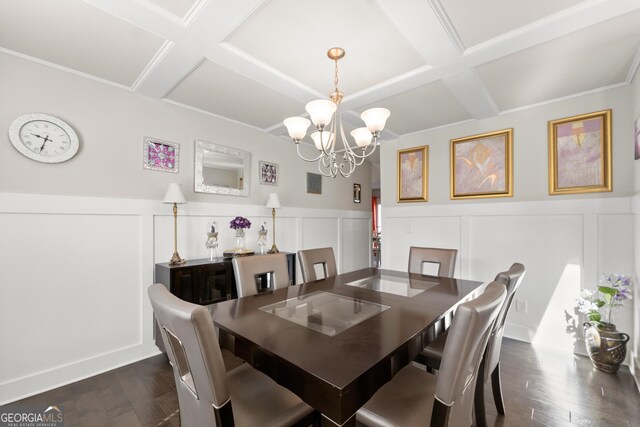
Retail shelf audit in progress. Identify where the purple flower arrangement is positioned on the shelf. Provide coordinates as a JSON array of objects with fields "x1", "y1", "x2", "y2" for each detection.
[
  {"x1": 229, "y1": 216, "x2": 251, "y2": 230},
  {"x1": 576, "y1": 273, "x2": 633, "y2": 326}
]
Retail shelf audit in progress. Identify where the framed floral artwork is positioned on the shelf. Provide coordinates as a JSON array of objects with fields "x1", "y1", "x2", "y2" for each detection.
[
  {"x1": 259, "y1": 161, "x2": 278, "y2": 186},
  {"x1": 397, "y1": 146, "x2": 428, "y2": 202},
  {"x1": 548, "y1": 110, "x2": 611, "y2": 195},
  {"x1": 450, "y1": 129, "x2": 513, "y2": 200},
  {"x1": 143, "y1": 137, "x2": 179, "y2": 173}
]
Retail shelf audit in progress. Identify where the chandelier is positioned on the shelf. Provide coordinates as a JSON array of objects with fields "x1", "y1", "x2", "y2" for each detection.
[{"x1": 283, "y1": 48, "x2": 390, "y2": 178}]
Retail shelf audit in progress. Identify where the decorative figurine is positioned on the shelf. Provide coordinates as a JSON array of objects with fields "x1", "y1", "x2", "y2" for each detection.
[
  {"x1": 205, "y1": 222, "x2": 219, "y2": 261},
  {"x1": 257, "y1": 222, "x2": 268, "y2": 254}
]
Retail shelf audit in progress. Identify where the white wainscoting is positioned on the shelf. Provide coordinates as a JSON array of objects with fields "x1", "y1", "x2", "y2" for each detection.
[
  {"x1": 632, "y1": 193, "x2": 640, "y2": 391},
  {"x1": 382, "y1": 197, "x2": 634, "y2": 359},
  {"x1": 0, "y1": 192, "x2": 370, "y2": 404}
]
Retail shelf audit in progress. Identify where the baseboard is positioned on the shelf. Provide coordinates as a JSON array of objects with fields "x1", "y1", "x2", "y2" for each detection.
[
  {"x1": 0, "y1": 343, "x2": 160, "y2": 405},
  {"x1": 503, "y1": 322, "x2": 535, "y2": 343},
  {"x1": 633, "y1": 354, "x2": 640, "y2": 393}
]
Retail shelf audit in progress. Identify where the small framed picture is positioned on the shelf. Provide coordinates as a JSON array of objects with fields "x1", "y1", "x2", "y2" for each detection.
[
  {"x1": 353, "y1": 183, "x2": 361, "y2": 203},
  {"x1": 548, "y1": 110, "x2": 611, "y2": 195},
  {"x1": 259, "y1": 161, "x2": 279, "y2": 186},
  {"x1": 397, "y1": 146, "x2": 428, "y2": 202},
  {"x1": 143, "y1": 137, "x2": 179, "y2": 173},
  {"x1": 450, "y1": 129, "x2": 513, "y2": 200},
  {"x1": 307, "y1": 172, "x2": 322, "y2": 194}
]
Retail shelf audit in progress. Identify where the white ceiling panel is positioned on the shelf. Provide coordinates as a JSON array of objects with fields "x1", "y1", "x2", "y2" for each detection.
[
  {"x1": 1, "y1": 0, "x2": 639, "y2": 139},
  {"x1": 440, "y1": 0, "x2": 585, "y2": 49},
  {"x1": 147, "y1": 0, "x2": 198, "y2": 18},
  {"x1": 359, "y1": 81, "x2": 472, "y2": 135},
  {"x1": 477, "y1": 10, "x2": 640, "y2": 111},
  {"x1": 0, "y1": 0, "x2": 165, "y2": 87},
  {"x1": 167, "y1": 59, "x2": 304, "y2": 129},
  {"x1": 226, "y1": 0, "x2": 426, "y2": 95}
]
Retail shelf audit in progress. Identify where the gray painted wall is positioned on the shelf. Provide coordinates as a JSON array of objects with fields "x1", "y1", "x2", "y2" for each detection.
[
  {"x1": 0, "y1": 53, "x2": 371, "y2": 210},
  {"x1": 381, "y1": 85, "x2": 634, "y2": 206}
]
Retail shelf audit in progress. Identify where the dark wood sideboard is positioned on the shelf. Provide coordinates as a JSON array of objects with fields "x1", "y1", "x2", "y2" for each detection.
[{"x1": 153, "y1": 253, "x2": 296, "y2": 350}]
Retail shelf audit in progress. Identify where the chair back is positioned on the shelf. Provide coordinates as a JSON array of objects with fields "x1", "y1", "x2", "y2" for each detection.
[
  {"x1": 435, "y1": 281, "x2": 506, "y2": 426},
  {"x1": 484, "y1": 263, "x2": 526, "y2": 378},
  {"x1": 408, "y1": 246, "x2": 457, "y2": 277},
  {"x1": 148, "y1": 284, "x2": 231, "y2": 427},
  {"x1": 232, "y1": 253, "x2": 290, "y2": 297},
  {"x1": 298, "y1": 247, "x2": 337, "y2": 282}
]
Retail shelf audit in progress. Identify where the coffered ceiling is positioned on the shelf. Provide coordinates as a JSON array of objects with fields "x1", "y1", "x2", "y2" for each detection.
[{"x1": 1, "y1": 0, "x2": 639, "y2": 143}]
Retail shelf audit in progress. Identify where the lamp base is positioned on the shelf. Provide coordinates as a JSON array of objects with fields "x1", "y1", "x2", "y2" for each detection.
[
  {"x1": 267, "y1": 244, "x2": 279, "y2": 254},
  {"x1": 169, "y1": 251, "x2": 186, "y2": 265}
]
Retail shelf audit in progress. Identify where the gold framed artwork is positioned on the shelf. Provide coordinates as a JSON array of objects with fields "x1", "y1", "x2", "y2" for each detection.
[
  {"x1": 548, "y1": 110, "x2": 612, "y2": 195},
  {"x1": 397, "y1": 146, "x2": 428, "y2": 202},
  {"x1": 450, "y1": 129, "x2": 513, "y2": 199}
]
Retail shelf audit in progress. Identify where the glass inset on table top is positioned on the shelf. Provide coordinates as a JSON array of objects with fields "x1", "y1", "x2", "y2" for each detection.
[
  {"x1": 345, "y1": 274, "x2": 439, "y2": 297},
  {"x1": 259, "y1": 291, "x2": 390, "y2": 336}
]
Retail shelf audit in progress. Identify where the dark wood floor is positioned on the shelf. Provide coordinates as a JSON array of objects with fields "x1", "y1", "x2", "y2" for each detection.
[{"x1": 9, "y1": 340, "x2": 640, "y2": 426}]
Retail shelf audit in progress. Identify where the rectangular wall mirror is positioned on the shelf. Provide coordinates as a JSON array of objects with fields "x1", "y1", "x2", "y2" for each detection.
[{"x1": 194, "y1": 140, "x2": 251, "y2": 196}]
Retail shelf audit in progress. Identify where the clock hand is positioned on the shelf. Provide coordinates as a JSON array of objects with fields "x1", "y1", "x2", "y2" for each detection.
[
  {"x1": 40, "y1": 135, "x2": 52, "y2": 151},
  {"x1": 31, "y1": 133, "x2": 45, "y2": 139}
]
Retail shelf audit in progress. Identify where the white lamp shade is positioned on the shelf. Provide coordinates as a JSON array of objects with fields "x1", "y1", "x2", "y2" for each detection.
[
  {"x1": 305, "y1": 100, "x2": 337, "y2": 127},
  {"x1": 361, "y1": 108, "x2": 390, "y2": 132},
  {"x1": 283, "y1": 117, "x2": 311, "y2": 140},
  {"x1": 266, "y1": 193, "x2": 281, "y2": 209},
  {"x1": 351, "y1": 127, "x2": 373, "y2": 147},
  {"x1": 311, "y1": 131, "x2": 335, "y2": 151},
  {"x1": 163, "y1": 183, "x2": 186, "y2": 204}
]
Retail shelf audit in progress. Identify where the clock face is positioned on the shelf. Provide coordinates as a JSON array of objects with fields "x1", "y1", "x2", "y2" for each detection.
[{"x1": 9, "y1": 114, "x2": 79, "y2": 163}]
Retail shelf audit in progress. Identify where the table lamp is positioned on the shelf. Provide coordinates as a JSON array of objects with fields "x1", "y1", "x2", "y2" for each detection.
[
  {"x1": 163, "y1": 183, "x2": 186, "y2": 265},
  {"x1": 266, "y1": 193, "x2": 281, "y2": 254}
]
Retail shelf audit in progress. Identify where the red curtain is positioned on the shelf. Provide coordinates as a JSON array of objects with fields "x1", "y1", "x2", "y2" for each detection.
[{"x1": 371, "y1": 196, "x2": 378, "y2": 232}]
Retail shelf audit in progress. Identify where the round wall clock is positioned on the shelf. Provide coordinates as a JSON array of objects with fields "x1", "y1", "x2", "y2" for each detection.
[{"x1": 8, "y1": 113, "x2": 80, "y2": 163}]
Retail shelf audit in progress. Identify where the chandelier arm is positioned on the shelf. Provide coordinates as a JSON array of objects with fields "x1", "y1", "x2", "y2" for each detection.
[
  {"x1": 319, "y1": 118, "x2": 339, "y2": 157},
  {"x1": 337, "y1": 115, "x2": 356, "y2": 156},
  {"x1": 317, "y1": 156, "x2": 337, "y2": 178},
  {"x1": 295, "y1": 142, "x2": 326, "y2": 163},
  {"x1": 339, "y1": 153, "x2": 357, "y2": 178},
  {"x1": 349, "y1": 136, "x2": 379, "y2": 160}
]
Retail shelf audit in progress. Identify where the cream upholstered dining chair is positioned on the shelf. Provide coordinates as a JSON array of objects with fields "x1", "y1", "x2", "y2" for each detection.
[
  {"x1": 356, "y1": 281, "x2": 506, "y2": 427},
  {"x1": 417, "y1": 263, "x2": 526, "y2": 427},
  {"x1": 408, "y1": 246, "x2": 458, "y2": 277},
  {"x1": 148, "y1": 284, "x2": 317, "y2": 427},
  {"x1": 297, "y1": 247, "x2": 337, "y2": 282},
  {"x1": 232, "y1": 253, "x2": 291, "y2": 297}
]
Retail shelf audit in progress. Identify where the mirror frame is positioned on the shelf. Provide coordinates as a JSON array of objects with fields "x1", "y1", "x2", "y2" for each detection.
[{"x1": 194, "y1": 140, "x2": 251, "y2": 197}]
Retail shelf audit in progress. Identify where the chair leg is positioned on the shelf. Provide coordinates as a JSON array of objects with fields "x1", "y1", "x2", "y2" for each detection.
[
  {"x1": 474, "y1": 360, "x2": 488, "y2": 427},
  {"x1": 491, "y1": 362, "x2": 506, "y2": 415}
]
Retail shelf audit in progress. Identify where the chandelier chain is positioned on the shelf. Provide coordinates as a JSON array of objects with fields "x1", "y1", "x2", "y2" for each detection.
[{"x1": 333, "y1": 58, "x2": 340, "y2": 94}]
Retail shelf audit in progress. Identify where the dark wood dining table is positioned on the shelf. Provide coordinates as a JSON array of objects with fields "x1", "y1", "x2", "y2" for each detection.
[{"x1": 207, "y1": 267, "x2": 484, "y2": 426}]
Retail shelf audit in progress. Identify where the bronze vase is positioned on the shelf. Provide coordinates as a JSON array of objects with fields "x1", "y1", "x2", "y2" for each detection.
[{"x1": 583, "y1": 322, "x2": 629, "y2": 374}]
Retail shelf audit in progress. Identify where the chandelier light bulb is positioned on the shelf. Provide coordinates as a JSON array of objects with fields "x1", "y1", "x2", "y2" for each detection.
[
  {"x1": 361, "y1": 108, "x2": 390, "y2": 133},
  {"x1": 311, "y1": 131, "x2": 335, "y2": 151},
  {"x1": 283, "y1": 117, "x2": 311, "y2": 140},
  {"x1": 305, "y1": 100, "x2": 336, "y2": 127},
  {"x1": 351, "y1": 128, "x2": 373, "y2": 147}
]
